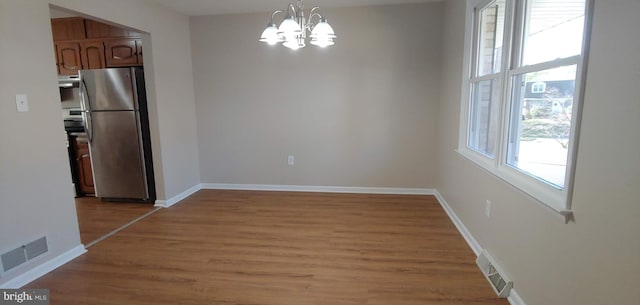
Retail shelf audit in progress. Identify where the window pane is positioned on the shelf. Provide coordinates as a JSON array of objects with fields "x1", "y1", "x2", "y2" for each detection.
[
  {"x1": 476, "y1": 0, "x2": 506, "y2": 76},
  {"x1": 507, "y1": 65, "x2": 577, "y2": 188},
  {"x1": 521, "y1": 0, "x2": 585, "y2": 66},
  {"x1": 469, "y1": 79, "x2": 500, "y2": 157}
]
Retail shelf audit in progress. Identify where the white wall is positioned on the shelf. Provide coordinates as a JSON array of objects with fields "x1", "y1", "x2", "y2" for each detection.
[
  {"x1": 190, "y1": 3, "x2": 442, "y2": 188},
  {"x1": 436, "y1": 1, "x2": 640, "y2": 305},
  {"x1": 0, "y1": 0, "x2": 199, "y2": 286},
  {"x1": 0, "y1": 0, "x2": 81, "y2": 285}
]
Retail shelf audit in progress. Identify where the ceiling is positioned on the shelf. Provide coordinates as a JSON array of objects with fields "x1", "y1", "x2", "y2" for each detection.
[{"x1": 149, "y1": 0, "x2": 442, "y2": 16}]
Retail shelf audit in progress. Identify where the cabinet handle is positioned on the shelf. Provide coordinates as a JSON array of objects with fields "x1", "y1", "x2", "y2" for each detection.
[
  {"x1": 112, "y1": 54, "x2": 134, "y2": 60},
  {"x1": 62, "y1": 62, "x2": 78, "y2": 69}
]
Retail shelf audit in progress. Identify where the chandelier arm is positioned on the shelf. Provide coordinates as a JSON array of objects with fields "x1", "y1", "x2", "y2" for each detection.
[
  {"x1": 271, "y1": 10, "x2": 283, "y2": 24},
  {"x1": 287, "y1": 3, "x2": 297, "y2": 17},
  {"x1": 307, "y1": 12, "x2": 323, "y2": 29},
  {"x1": 308, "y1": 6, "x2": 320, "y2": 22}
]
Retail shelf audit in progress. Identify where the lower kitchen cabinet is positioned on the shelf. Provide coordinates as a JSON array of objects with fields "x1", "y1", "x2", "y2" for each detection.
[{"x1": 75, "y1": 138, "x2": 95, "y2": 195}]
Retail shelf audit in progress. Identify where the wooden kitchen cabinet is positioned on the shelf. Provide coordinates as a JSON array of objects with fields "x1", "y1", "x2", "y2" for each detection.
[
  {"x1": 85, "y1": 19, "x2": 140, "y2": 38},
  {"x1": 55, "y1": 41, "x2": 106, "y2": 75},
  {"x1": 52, "y1": 18, "x2": 143, "y2": 74},
  {"x1": 51, "y1": 17, "x2": 86, "y2": 41},
  {"x1": 55, "y1": 41, "x2": 82, "y2": 75},
  {"x1": 105, "y1": 38, "x2": 143, "y2": 66},
  {"x1": 75, "y1": 139, "x2": 95, "y2": 195},
  {"x1": 80, "y1": 40, "x2": 107, "y2": 70}
]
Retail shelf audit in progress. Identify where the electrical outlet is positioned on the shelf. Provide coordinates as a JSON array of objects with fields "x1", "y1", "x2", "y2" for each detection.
[
  {"x1": 16, "y1": 94, "x2": 29, "y2": 112},
  {"x1": 485, "y1": 200, "x2": 491, "y2": 218},
  {"x1": 287, "y1": 155, "x2": 295, "y2": 166}
]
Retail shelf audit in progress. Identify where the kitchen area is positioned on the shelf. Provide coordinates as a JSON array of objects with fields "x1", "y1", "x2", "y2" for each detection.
[{"x1": 52, "y1": 9, "x2": 157, "y2": 246}]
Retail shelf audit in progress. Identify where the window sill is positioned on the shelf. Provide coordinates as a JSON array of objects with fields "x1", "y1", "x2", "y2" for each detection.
[{"x1": 455, "y1": 148, "x2": 574, "y2": 223}]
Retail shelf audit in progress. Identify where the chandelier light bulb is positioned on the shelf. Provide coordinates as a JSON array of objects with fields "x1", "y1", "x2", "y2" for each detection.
[
  {"x1": 283, "y1": 36, "x2": 305, "y2": 50},
  {"x1": 259, "y1": 24, "x2": 282, "y2": 45},
  {"x1": 310, "y1": 18, "x2": 336, "y2": 39},
  {"x1": 278, "y1": 17, "x2": 301, "y2": 38},
  {"x1": 283, "y1": 41, "x2": 300, "y2": 50},
  {"x1": 310, "y1": 38, "x2": 335, "y2": 48}
]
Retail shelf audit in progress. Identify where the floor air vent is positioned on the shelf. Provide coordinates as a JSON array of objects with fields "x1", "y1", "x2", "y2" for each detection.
[
  {"x1": 1, "y1": 236, "x2": 48, "y2": 273},
  {"x1": 476, "y1": 250, "x2": 512, "y2": 298}
]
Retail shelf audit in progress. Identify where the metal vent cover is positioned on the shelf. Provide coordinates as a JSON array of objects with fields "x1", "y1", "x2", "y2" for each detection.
[
  {"x1": 25, "y1": 237, "x2": 48, "y2": 260},
  {"x1": 476, "y1": 250, "x2": 513, "y2": 298},
  {"x1": 1, "y1": 247, "x2": 27, "y2": 272},
  {"x1": 0, "y1": 236, "x2": 48, "y2": 273}
]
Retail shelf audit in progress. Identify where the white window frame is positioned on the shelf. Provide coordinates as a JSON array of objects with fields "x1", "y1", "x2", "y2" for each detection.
[{"x1": 458, "y1": 0, "x2": 593, "y2": 221}]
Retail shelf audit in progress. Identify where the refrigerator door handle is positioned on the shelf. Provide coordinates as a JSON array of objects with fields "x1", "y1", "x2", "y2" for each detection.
[{"x1": 80, "y1": 79, "x2": 94, "y2": 144}]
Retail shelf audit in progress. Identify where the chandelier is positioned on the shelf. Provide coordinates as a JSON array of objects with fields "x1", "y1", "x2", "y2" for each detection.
[{"x1": 259, "y1": 0, "x2": 336, "y2": 50}]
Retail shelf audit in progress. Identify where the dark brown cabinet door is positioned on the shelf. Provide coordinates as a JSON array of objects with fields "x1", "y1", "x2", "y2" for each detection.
[
  {"x1": 85, "y1": 19, "x2": 140, "y2": 38},
  {"x1": 105, "y1": 39, "x2": 141, "y2": 66},
  {"x1": 51, "y1": 17, "x2": 86, "y2": 41},
  {"x1": 80, "y1": 41, "x2": 106, "y2": 70},
  {"x1": 56, "y1": 42, "x2": 82, "y2": 75},
  {"x1": 76, "y1": 141, "x2": 95, "y2": 195}
]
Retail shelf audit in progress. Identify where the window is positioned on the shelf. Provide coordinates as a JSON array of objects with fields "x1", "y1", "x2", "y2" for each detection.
[
  {"x1": 467, "y1": 0, "x2": 505, "y2": 158},
  {"x1": 530, "y1": 82, "x2": 546, "y2": 93},
  {"x1": 460, "y1": 0, "x2": 591, "y2": 217}
]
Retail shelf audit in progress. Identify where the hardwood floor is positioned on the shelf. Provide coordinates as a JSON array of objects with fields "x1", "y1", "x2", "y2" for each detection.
[
  {"x1": 30, "y1": 190, "x2": 508, "y2": 305},
  {"x1": 75, "y1": 197, "x2": 156, "y2": 245}
]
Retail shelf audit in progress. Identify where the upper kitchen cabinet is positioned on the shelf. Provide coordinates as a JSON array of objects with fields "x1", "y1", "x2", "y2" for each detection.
[
  {"x1": 105, "y1": 39, "x2": 143, "y2": 67},
  {"x1": 85, "y1": 19, "x2": 140, "y2": 39},
  {"x1": 80, "y1": 41, "x2": 107, "y2": 70},
  {"x1": 56, "y1": 42, "x2": 82, "y2": 75},
  {"x1": 51, "y1": 18, "x2": 143, "y2": 75},
  {"x1": 51, "y1": 17, "x2": 86, "y2": 41},
  {"x1": 55, "y1": 41, "x2": 106, "y2": 75}
]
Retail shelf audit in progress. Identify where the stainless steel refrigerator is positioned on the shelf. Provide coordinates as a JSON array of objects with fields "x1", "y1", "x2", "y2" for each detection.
[{"x1": 79, "y1": 67, "x2": 155, "y2": 201}]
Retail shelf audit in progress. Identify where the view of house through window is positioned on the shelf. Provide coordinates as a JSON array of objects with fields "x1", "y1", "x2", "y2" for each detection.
[
  {"x1": 506, "y1": 0, "x2": 586, "y2": 188},
  {"x1": 507, "y1": 65, "x2": 577, "y2": 187}
]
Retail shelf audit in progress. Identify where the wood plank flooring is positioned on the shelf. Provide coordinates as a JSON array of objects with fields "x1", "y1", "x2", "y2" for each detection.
[
  {"x1": 75, "y1": 197, "x2": 156, "y2": 245},
  {"x1": 29, "y1": 190, "x2": 508, "y2": 305}
]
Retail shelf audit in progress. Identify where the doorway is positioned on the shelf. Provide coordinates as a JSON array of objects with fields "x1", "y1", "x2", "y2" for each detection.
[{"x1": 50, "y1": 6, "x2": 158, "y2": 247}]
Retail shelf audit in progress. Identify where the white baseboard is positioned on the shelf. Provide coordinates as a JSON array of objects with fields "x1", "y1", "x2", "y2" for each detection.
[
  {"x1": 0, "y1": 245, "x2": 86, "y2": 288},
  {"x1": 507, "y1": 289, "x2": 526, "y2": 305},
  {"x1": 154, "y1": 184, "x2": 202, "y2": 208},
  {"x1": 201, "y1": 183, "x2": 435, "y2": 195},
  {"x1": 433, "y1": 190, "x2": 482, "y2": 255},
  {"x1": 433, "y1": 190, "x2": 526, "y2": 305}
]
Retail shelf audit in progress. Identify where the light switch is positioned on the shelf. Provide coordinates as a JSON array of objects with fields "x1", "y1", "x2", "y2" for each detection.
[{"x1": 16, "y1": 94, "x2": 29, "y2": 112}]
